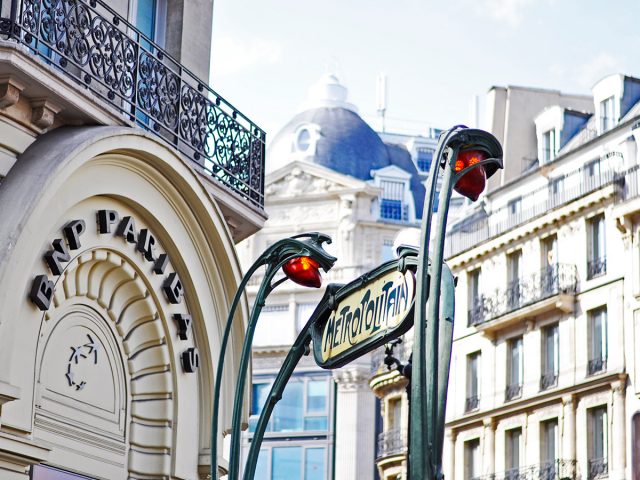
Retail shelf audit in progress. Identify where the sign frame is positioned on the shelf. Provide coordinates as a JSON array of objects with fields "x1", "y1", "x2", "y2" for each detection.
[{"x1": 310, "y1": 247, "x2": 419, "y2": 369}]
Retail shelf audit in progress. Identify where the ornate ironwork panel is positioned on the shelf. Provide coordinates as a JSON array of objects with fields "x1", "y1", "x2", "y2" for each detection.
[
  {"x1": 465, "y1": 394, "x2": 480, "y2": 412},
  {"x1": 540, "y1": 372, "x2": 558, "y2": 390},
  {"x1": 587, "y1": 458, "x2": 607, "y2": 480},
  {"x1": 587, "y1": 257, "x2": 607, "y2": 279},
  {"x1": 471, "y1": 264, "x2": 578, "y2": 327},
  {"x1": 376, "y1": 428, "x2": 407, "y2": 460},
  {"x1": 587, "y1": 357, "x2": 607, "y2": 376},
  {"x1": 1, "y1": 0, "x2": 265, "y2": 209},
  {"x1": 505, "y1": 383, "x2": 522, "y2": 401},
  {"x1": 473, "y1": 460, "x2": 577, "y2": 480}
]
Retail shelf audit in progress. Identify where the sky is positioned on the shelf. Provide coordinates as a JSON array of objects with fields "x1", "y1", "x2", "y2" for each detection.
[{"x1": 210, "y1": 0, "x2": 640, "y2": 142}]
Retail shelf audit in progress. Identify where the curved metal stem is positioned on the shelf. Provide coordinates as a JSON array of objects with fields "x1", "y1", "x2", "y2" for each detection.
[
  {"x1": 242, "y1": 330, "x2": 313, "y2": 480},
  {"x1": 211, "y1": 260, "x2": 265, "y2": 479}
]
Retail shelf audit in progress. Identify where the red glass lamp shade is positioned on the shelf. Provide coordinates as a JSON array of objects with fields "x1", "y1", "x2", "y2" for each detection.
[
  {"x1": 283, "y1": 256, "x2": 322, "y2": 288},
  {"x1": 453, "y1": 149, "x2": 488, "y2": 201}
]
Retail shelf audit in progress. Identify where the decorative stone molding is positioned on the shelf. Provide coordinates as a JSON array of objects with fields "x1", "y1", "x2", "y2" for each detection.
[
  {"x1": 0, "y1": 75, "x2": 24, "y2": 108},
  {"x1": 29, "y1": 98, "x2": 62, "y2": 129},
  {"x1": 334, "y1": 365, "x2": 372, "y2": 391}
]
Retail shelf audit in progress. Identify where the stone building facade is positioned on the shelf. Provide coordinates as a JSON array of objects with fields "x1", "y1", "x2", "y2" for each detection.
[{"x1": 0, "y1": 1, "x2": 265, "y2": 478}]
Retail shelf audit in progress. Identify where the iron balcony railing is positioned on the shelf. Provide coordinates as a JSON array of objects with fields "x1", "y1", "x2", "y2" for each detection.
[
  {"x1": 540, "y1": 372, "x2": 558, "y2": 391},
  {"x1": 380, "y1": 199, "x2": 409, "y2": 221},
  {"x1": 469, "y1": 264, "x2": 578, "y2": 327},
  {"x1": 376, "y1": 428, "x2": 407, "y2": 460},
  {"x1": 587, "y1": 257, "x2": 607, "y2": 279},
  {"x1": 445, "y1": 155, "x2": 624, "y2": 258},
  {"x1": 465, "y1": 394, "x2": 480, "y2": 412},
  {"x1": 505, "y1": 383, "x2": 522, "y2": 401},
  {"x1": 472, "y1": 459, "x2": 577, "y2": 480},
  {"x1": 587, "y1": 357, "x2": 607, "y2": 376},
  {"x1": 587, "y1": 458, "x2": 607, "y2": 480},
  {"x1": 0, "y1": 0, "x2": 266, "y2": 209}
]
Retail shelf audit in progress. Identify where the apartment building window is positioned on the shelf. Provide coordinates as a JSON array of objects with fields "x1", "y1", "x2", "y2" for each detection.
[
  {"x1": 587, "y1": 214, "x2": 606, "y2": 279},
  {"x1": 249, "y1": 375, "x2": 330, "y2": 433},
  {"x1": 508, "y1": 196, "x2": 522, "y2": 220},
  {"x1": 256, "y1": 446, "x2": 327, "y2": 480},
  {"x1": 380, "y1": 180, "x2": 406, "y2": 221},
  {"x1": 584, "y1": 159, "x2": 602, "y2": 190},
  {"x1": 588, "y1": 307, "x2": 608, "y2": 376},
  {"x1": 381, "y1": 238, "x2": 395, "y2": 262},
  {"x1": 540, "y1": 323, "x2": 559, "y2": 390},
  {"x1": 254, "y1": 305, "x2": 292, "y2": 346},
  {"x1": 465, "y1": 352, "x2": 481, "y2": 412},
  {"x1": 600, "y1": 96, "x2": 615, "y2": 132},
  {"x1": 548, "y1": 177, "x2": 565, "y2": 208},
  {"x1": 541, "y1": 235, "x2": 559, "y2": 294},
  {"x1": 464, "y1": 438, "x2": 481, "y2": 480},
  {"x1": 417, "y1": 147, "x2": 434, "y2": 172},
  {"x1": 467, "y1": 268, "x2": 481, "y2": 326},
  {"x1": 588, "y1": 406, "x2": 608, "y2": 480},
  {"x1": 541, "y1": 419, "x2": 559, "y2": 472},
  {"x1": 506, "y1": 428, "x2": 522, "y2": 478},
  {"x1": 542, "y1": 129, "x2": 557, "y2": 163},
  {"x1": 388, "y1": 396, "x2": 402, "y2": 431},
  {"x1": 507, "y1": 249, "x2": 523, "y2": 310},
  {"x1": 506, "y1": 336, "x2": 523, "y2": 401}
]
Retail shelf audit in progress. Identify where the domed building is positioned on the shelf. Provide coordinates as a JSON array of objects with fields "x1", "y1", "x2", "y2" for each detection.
[{"x1": 238, "y1": 74, "x2": 441, "y2": 480}]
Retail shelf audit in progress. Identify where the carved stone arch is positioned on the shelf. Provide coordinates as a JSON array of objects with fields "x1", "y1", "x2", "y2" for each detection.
[
  {"x1": 0, "y1": 126, "x2": 248, "y2": 478},
  {"x1": 35, "y1": 248, "x2": 176, "y2": 478}
]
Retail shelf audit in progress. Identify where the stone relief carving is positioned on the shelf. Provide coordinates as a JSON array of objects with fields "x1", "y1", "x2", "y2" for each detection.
[{"x1": 265, "y1": 167, "x2": 344, "y2": 198}]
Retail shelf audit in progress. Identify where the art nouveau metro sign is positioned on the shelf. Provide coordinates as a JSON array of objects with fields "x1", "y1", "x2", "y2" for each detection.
[{"x1": 311, "y1": 248, "x2": 418, "y2": 369}]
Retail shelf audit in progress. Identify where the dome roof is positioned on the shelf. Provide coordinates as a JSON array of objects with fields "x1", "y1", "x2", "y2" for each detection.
[
  {"x1": 268, "y1": 106, "x2": 391, "y2": 178},
  {"x1": 267, "y1": 74, "x2": 426, "y2": 218}
]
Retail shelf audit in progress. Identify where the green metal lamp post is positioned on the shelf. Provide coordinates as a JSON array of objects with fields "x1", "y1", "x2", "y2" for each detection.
[
  {"x1": 410, "y1": 125, "x2": 503, "y2": 479},
  {"x1": 210, "y1": 232, "x2": 337, "y2": 480}
]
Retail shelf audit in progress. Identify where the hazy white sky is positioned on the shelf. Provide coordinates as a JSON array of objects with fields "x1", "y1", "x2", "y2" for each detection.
[{"x1": 210, "y1": 0, "x2": 640, "y2": 140}]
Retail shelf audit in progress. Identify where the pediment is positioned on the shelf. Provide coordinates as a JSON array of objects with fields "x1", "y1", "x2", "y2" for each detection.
[{"x1": 265, "y1": 161, "x2": 370, "y2": 199}]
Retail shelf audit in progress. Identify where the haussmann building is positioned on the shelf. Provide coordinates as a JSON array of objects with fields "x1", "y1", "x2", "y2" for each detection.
[{"x1": 0, "y1": 0, "x2": 267, "y2": 479}]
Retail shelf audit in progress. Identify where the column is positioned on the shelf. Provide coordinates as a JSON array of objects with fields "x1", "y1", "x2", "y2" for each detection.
[
  {"x1": 444, "y1": 428, "x2": 457, "y2": 480},
  {"x1": 333, "y1": 364, "x2": 376, "y2": 480},
  {"x1": 612, "y1": 376, "x2": 627, "y2": 480},
  {"x1": 483, "y1": 417, "x2": 496, "y2": 476},
  {"x1": 562, "y1": 395, "x2": 576, "y2": 462}
]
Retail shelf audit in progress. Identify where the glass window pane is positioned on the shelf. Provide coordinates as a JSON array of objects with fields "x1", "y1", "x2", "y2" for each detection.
[
  {"x1": 273, "y1": 381, "x2": 303, "y2": 432},
  {"x1": 136, "y1": 0, "x2": 157, "y2": 42},
  {"x1": 254, "y1": 306, "x2": 293, "y2": 346},
  {"x1": 305, "y1": 447, "x2": 326, "y2": 480},
  {"x1": 255, "y1": 449, "x2": 269, "y2": 480},
  {"x1": 304, "y1": 416, "x2": 328, "y2": 431},
  {"x1": 252, "y1": 383, "x2": 270, "y2": 415},
  {"x1": 273, "y1": 447, "x2": 302, "y2": 480},
  {"x1": 307, "y1": 380, "x2": 327, "y2": 413},
  {"x1": 296, "y1": 303, "x2": 317, "y2": 332}
]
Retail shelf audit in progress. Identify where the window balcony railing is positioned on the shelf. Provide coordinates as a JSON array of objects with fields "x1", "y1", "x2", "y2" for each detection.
[
  {"x1": 540, "y1": 372, "x2": 558, "y2": 391},
  {"x1": 445, "y1": 155, "x2": 624, "y2": 258},
  {"x1": 505, "y1": 383, "x2": 522, "y2": 401},
  {"x1": 469, "y1": 264, "x2": 578, "y2": 327},
  {"x1": 587, "y1": 257, "x2": 607, "y2": 279},
  {"x1": 472, "y1": 459, "x2": 577, "y2": 480},
  {"x1": 376, "y1": 428, "x2": 407, "y2": 460},
  {"x1": 465, "y1": 394, "x2": 480, "y2": 412},
  {"x1": 0, "y1": 0, "x2": 266, "y2": 209},
  {"x1": 587, "y1": 457, "x2": 608, "y2": 480},
  {"x1": 587, "y1": 357, "x2": 607, "y2": 376}
]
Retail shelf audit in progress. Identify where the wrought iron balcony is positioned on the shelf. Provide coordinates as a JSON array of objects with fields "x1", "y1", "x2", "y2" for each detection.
[
  {"x1": 587, "y1": 257, "x2": 607, "y2": 279},
  {"x1": 587, "y1": 458, "x2": 607, "y2": 480},
  {"x1": 587, "y1": 357, "x2": 607, "y2": 376},
  {"x1": 465, "y1": 394, "x2": 480, "y2": 412},
  {"x1": 470, "y1": 264, "x2": 578, "y2": 327},
  {"x1": 445, "y1": 155, "x2": 624, "y2": 258},
  {"x1": 473, "y1": 460, "x2": 577, "y2": 480},
  {"x1": 0, "y1": 0, "x2": 265, "y2": 209},
  {"x1": 505, "y1": 383, "x2": 522, "y2": 401},
  {"x1": 376, "y1": 428, "x2": 407, "y2": 460},
  {"x1": 540, "y1": 372, "x2": 558, "y2": 390}
]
